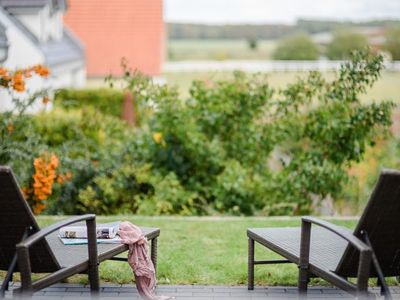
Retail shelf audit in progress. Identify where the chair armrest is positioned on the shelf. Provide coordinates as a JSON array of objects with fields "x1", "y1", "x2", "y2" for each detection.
[
  {"x1": 16, "y1": 214, "x2": 98, "y2": 294},
  {"x1": 17, "y1": 214, "x2": 96, "y2": 249},
  {"x1": 300, "y1": 216, "x2": 372, "y2": 294},
  {"x1": 301, "y1": 216, "x2": 370, "y2": 252}
]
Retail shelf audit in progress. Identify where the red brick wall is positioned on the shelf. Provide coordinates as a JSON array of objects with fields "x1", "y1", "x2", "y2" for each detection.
[{"x1": 64, "y1": 0, "x2": 164, "y2": 77}]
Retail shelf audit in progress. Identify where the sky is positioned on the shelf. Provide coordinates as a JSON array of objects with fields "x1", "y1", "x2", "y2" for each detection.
[{"x1": 164, "y1": 0, "x2": 400, "y2": 24}]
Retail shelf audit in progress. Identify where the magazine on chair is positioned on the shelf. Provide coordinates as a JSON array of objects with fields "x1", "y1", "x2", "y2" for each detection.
[{"x1": 59, "y1": 221, "x2": 122, "y2": 245}]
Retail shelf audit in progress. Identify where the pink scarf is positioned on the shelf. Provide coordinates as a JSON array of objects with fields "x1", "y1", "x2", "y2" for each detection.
[{"x1": 118, "y1": 221, "x2": 171, "y2": 300}]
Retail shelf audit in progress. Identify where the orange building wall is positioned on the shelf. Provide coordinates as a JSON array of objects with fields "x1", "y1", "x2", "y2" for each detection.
[{"x1": 64, "y1": 0, "x2": 164, "y2": 77}]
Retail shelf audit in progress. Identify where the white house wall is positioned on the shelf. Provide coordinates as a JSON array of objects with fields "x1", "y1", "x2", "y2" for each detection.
[
  {"x1": 49, "y1": 11, "x2": 63, "y2": 41},
  {"x1": 15, "y1": 13, "x2": 42, "y2": 40},
  {"x1": 0, "y1": 10, "x2": 44, "y2": 68},
  {"x1": 0, "y1": 8, "x2": 45, "y2": 112},
  {"x1": 0, "y1": 5, "x2": 86, "y2": 113}
]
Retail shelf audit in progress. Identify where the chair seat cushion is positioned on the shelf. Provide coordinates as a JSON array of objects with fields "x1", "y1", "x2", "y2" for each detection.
[{"x1": 248, "y1": 226, "x2": 350, "y2": 272}]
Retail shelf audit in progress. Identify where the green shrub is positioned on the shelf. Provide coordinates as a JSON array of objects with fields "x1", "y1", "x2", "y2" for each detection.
[
  {"x1": 273, "y1": 33, "x2": 319, "y2": 60},
  {"x1": 384, "y1": 28, "x2": 400, "y2": 60},
  {"x1": 37, "y1": 109, "x2": 132, "y2": 214},
  {"x1": 32, "y1": 108, "x2": 129, "y2": 156},
  {"x1": 54, "y1": 88, "x2": 124, "y2": 118},
  {"x1": 1, "y1": 107, "x2": 133, "y2": 215},
  {"x1": 326, "y1": 31, "x2": 369, "y2": 60},
  {"x1": 112, "y1": 49, "x2": 393, "y2": 215}
]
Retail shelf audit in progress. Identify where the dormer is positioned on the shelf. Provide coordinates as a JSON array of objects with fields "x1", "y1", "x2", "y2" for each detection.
[{"x1": 0, "y1": 0, "x2": 66, "y2": 42}]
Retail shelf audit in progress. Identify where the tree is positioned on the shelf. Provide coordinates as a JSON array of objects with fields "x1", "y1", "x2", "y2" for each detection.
[
  {"x1": 326, "y1": 31, "x2": 369, "y2": 60},
  {"x1": 384, "y1": 28, "x2": 400, "y2": 60},
  {"x1": 272, "y1": 33, "x2": 319, "y2": 60},
  {"x1": 247, "y1": 37, "x2": 258, "y2": 51}
]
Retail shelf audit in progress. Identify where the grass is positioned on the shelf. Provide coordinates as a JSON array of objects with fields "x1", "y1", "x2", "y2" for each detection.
[
  {"x1": 32, "y1": 216, "x2": 359, "y2": 286},
  {"x1": 168, "y1": 39, "x2": 276, "y2": 61}
]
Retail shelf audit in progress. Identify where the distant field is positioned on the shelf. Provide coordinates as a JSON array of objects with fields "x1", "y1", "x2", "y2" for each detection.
[
  {"x1": 163, "y1": 71, "x2": 400, "y2": 103},
  {"x1": 168, "y1": 39, "x2": 276, "y2": 61}
]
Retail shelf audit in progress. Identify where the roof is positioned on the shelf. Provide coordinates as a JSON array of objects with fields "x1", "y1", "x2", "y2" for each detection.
[
  {"x1": 0, "y1": 22, "x2": 7, "y2": 47},
  {"x1": 40, "y1": 28, "x2": 84, "y2": 67},
  {"x1": 1, "y1": 2, "x2": 84, "y2": 67},
  {"x1": 0, "y1": 0, "x2": 67, "y2": 13},
  {"x1": 0, "y1": 0, "x2": 68, "y2": 13}
]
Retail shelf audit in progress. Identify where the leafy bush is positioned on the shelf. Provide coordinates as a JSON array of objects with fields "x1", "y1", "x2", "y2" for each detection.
[
  {"x1": 326, "y1": 31, "x2": 369, "y2": 60},
  {"x1": 273, "y1": 33, "x2": 319, "y2": 60},
  {"x1": 384, "y1": 28, "x2": 400, "y2": 60},
  {"x1": 112, "y1": 49, "x2": 393, "y2": 215},
  {"x1": 1, "y1": 106, "x2": 132, "y2": 214},
  {"x1": 55, "y1": 88, "x2": 124, "y2": 118}
]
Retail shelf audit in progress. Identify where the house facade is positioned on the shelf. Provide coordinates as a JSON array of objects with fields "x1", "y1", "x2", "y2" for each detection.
[
  {"x1": 64, "y1": 0, "x2": 165, "y2": 77},
  {"x1": 0, "y1": 0, "x2": 85, "y2": 111}
]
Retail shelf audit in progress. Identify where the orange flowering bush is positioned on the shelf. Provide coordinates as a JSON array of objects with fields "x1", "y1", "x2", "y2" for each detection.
[
  {"x1": 0, "y1": 65, "x2": 50, "y2": 93},
  {"x1": 0, "y1": 65, "x2": 51, "y2": 114},
  {"x1": 32, "y1": 153, "x2": 58, "y2": 214},
  {"x1": 21, "y1": 152, "x2": 72, "y2": 215},
  {"x1": 1, "y1": 64, "x2": 53, "y2": 215}
]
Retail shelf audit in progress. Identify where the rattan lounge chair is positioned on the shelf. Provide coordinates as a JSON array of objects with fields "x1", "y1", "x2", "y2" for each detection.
[
  {"x1": 247, "y1": 169, "x2": 400, "y2": 298},
  {"x1": 0, "y1": 166, "x2": 160, "y2": 297}
]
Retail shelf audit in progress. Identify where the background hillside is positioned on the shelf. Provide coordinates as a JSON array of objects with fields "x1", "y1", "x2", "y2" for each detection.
[{"x1": 168, "y1": 19, "x2": 400, "y2": 40}]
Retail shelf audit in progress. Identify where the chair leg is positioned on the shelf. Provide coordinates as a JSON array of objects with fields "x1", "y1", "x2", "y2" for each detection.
[
  {"x1": 86, "y1": 219, "x2": 100, "y2": 294},
  {"x1": 377, "y1": 278, "x2": 384, "y2": 296},
  {"x1": 1, "y1": 253, "x2": 17, "y2": 297},
  {"x1": 151, "y1": 237, "x2": 158, "y2": 273},
  {"x1": 88, "y1": 268, "x2": 100, "y2": 294},
  {"x1": 248, "y1": 237, "x2": 255, "y2": 290},
  {"x1": 298, "y1": 266, "x2": 309, "y2": 296}
]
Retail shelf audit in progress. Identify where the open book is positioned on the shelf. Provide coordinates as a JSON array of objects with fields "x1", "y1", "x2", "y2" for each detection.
[{"x1": 59, "y1": 221, "x2": 122, "y2": 245}]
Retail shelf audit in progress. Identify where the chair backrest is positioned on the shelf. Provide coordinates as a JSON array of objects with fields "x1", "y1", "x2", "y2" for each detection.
[
  {"x1": 336, "y1": 169, "x2": 400, "y2": 277},
  {"x1": 0, "y1": 166, "x2": 60, "y2": 273}
]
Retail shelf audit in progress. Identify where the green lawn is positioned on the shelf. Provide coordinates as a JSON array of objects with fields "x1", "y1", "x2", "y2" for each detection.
[
  {"x1": 168, "y1": 39, "x2": 276, "y2": 61},
  {"x1": 32, "y1": 216, "x2": 358, "y2": 286}
]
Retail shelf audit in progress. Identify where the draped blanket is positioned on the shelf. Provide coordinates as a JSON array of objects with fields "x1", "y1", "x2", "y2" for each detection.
[{"x1": 118, "y1": 221, "x2": 171, "y2": 300}]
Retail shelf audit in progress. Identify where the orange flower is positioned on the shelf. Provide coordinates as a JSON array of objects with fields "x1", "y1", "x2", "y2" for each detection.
[
  {"x1": 57, "y1": 171, "x2": 73, "y2": 185},
  {"x1": 1, "y1": 65, "x2": 50, "y2": 94},
  {"x1": 32, "y1": 65, "x2": 50, "y2": 77},
  {"x1": 11, "y1": 72, "x2": 26, "y2": 92},
  {"x1": 24, "y1": 69, "x2": 32, "y2": 78},
  {"x1": 12, "y1": 81, "x2": 25, "y2": 92},
  {"x1": 57, "y1": 174, "x2": 64, "y2": 184},
  {"x1": 42, "y1": 96, "x2": 50, "y2": 105},
  {"x1": 34, "y1": 203, "x2": 46, "y2": 215},
  {"x1": 0, "y1": 67, "x2": 7, "y2": 76},
  {"x1": 31, "y1": 152, "x2": 59, "y2": 214},
  {"x1": 6, "y1": 123, "x2": 14, "y2": 133},
  {"x1": 13, "y1": 72, "x2": 23, "y2": 83},
  {"x1": 21, "y1": 187, "x2": 31, "y2": 200}
]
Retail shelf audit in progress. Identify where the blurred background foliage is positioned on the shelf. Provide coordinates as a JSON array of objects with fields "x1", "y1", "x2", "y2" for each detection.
[{"x1": 1, "y1": 49, "x2": 398, "y2": 216}]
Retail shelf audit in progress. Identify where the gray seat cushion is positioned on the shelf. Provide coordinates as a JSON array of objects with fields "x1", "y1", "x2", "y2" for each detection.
[{"x1": 248, "y1": 226, "x2": 349, "y2": 272}]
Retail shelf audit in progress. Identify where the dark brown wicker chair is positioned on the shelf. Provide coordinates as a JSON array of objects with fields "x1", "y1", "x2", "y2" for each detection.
[
  {"x1": 0, "y1": 166, "x2": 160, "y2": 297},
  {"x1": 247, "y1": 169, "x2": 400, "y2": 298}
]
